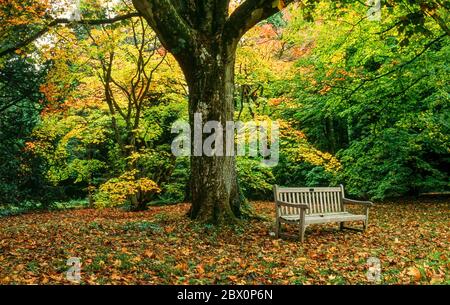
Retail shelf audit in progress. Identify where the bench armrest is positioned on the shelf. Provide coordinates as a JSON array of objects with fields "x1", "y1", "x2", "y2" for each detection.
[
  {"x1": 276, "y1": 200, "x2": 309, "y2": 209},
  {"x1": 342, "y1": 197, "x2": 373, "y2": 207}
]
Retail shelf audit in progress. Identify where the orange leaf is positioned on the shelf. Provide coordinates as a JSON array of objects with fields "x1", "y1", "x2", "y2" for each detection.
[
  {"x1": 15, "y1": 264, "x2": 25, "y2": 271},
  {"x1": 228, "y1": 275, "x2": 238, "y2": 282},
  {"x1": 196, "y1": 264, "x2": 205, "y2": 274},
  {"x1": 407, "y1": 267, "x2": 421, "y2": 281}
]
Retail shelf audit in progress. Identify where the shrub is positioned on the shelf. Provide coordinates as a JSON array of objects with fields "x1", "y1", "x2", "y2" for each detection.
[
  {"x1": 94, "y1": 170, "x2": 160, "y2": 208},
  {"x1": 237, "y1": 157, "x2": 275, "y2": 200}
]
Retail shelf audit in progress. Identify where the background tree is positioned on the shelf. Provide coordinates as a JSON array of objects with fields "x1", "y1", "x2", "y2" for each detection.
[
  {"x1": 30, "y1": 11, "x2": 187, "y2": 211},
  {"x1": 0, "y1": 55, "x2": 50, "y2": 206},
  {"x1": 279, "y1": 1, "x2": 449, "y2": 199}
]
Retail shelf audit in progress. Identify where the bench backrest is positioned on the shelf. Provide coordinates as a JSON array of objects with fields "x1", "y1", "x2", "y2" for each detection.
[{"x1": 273, "y1": 185, "x2": 344, "y2": 215}]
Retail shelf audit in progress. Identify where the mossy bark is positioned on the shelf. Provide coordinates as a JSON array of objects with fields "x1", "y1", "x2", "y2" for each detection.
[{"x1": 184, "y1": 42, "x2": 241, "y2": 223}]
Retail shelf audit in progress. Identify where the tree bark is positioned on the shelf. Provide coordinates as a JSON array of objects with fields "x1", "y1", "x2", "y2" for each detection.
[{"x1": 184, "y1": 41, "x2": 242, "y2": 223}]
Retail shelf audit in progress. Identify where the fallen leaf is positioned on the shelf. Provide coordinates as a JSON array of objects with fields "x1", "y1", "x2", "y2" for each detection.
[{"x1": 407, "y1": 267, "x2": 421, "y2": 281}]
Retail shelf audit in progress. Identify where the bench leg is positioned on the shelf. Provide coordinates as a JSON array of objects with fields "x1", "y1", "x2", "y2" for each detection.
[
  {"x1": 275, "y1": 218, "x2": 281, "y2": 238},
  {"x1": 339, "y1": 222, "x2": 344, "y2": 231},
  {"x1": 364, "y1": 208, "x2": 369, "y2": 231},
  {"x1": 299, "y1": 225, "x2": 306, "y2": 243}
]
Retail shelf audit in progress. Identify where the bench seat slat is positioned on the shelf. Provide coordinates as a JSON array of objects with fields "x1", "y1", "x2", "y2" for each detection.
[{"x1": 280, "y1": 212, "x2": 366, "y2": 225}]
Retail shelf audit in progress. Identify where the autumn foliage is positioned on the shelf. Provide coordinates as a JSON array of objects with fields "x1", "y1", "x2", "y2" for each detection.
[{"x1": 0, "y1": 0, "x2": 448, "y2": 286}]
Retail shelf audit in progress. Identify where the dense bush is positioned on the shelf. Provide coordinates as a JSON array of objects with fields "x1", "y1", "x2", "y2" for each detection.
[
  {"x1": 237, "y1": 157, "x2": 275, "y2": 200},
  {"x1": 155, "y1": 157, "x2": 190, "y2": 204},
  {"x1": 273, "y1": 155, "x2": 335, "y2": 188}
]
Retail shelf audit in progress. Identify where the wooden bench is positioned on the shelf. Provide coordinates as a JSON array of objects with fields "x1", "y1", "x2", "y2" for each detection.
[{"x1": 273, "y1": 184, "x2": 373, "y2": 242}]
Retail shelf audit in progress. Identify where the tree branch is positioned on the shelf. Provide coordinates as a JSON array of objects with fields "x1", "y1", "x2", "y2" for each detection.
[
  {"x1": 223, "y1": 0, "x2": 295, "y2": 45},
  {"x1": 131, "y1": 0, "x2": 196, "y2": 56},
  {"x1": 0, "y1": 12, "x2": 141, "y2": 58},
  {"x1": 345, "y1": 33, "x2": 447, "y2": 100}
]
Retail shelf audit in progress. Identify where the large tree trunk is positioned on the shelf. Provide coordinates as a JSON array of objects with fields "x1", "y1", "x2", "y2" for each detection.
[
  {"x1": 132, "y1": 0, "x2": 289, "y2": 224},
  {"x1": 184, "y1": 42, "x2": 242, "y2": 223}
]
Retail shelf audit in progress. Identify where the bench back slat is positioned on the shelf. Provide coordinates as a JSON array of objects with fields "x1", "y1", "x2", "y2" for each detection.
[{"x1": 274, "y1": 185, "x2": 344, "y2": 215}]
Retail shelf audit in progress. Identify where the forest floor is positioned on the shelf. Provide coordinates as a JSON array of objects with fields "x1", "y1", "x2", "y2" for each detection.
[{"x1": 0, "y1": 199, "x2": 448, "y2": 285}]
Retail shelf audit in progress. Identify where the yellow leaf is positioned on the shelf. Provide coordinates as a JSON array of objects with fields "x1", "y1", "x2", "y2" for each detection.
[
  {"x1": 294, "y1": 257, "x2": 307, "y2": 264},
  {"x1": 111, "y1": 273, "x2": 121, "y2": 280},
  {"x1": 144, "y1": 250, "x2": 155, "y2": 258},
  {"x1": 175, "y1": 263, "x2": 188, "y2": 272},
  {"x1": 50, "y1": 274, "x2": 62, "y2": 281},
  {"x1": 277, "y1": 0, "x2": 285, "y2": 10},
  {"x1": 430, "y1": 276, "x2": 442, "y2": 284},
  {"x1": 113, "y1": 259, "x2": 122, "y2": 267}
]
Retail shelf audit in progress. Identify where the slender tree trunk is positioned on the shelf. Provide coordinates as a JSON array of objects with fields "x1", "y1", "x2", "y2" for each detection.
[
  {"x1": 183, "y1": 42, "x2": 242, "y2": 223},
  {"x1": 127, "y1": 134, "x2": 147, "y2": 211},
  {"x1": 87, "y1": 143, "x2": 94, "y2": 208}
]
